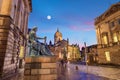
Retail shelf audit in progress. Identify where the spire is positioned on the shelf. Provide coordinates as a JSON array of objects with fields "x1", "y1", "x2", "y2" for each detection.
[
  {"x1": 67, "y1": 38, "x2": 69, "y2": 44},
  {"x1": 49, "y1": 40, "x2": 52, "y2": 45},
  {"x1": 57, "y1": 28, "x2": 59, "y2": 32}
]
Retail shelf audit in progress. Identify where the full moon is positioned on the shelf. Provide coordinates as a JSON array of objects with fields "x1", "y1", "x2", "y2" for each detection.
[{"x1": 47, "y1": 15, "x2": 51, "y2": 20}]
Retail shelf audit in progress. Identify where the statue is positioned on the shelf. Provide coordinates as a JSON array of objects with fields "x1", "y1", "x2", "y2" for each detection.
[{"x1": 28, "y1": 27, "x2": 53, "y2": 56}]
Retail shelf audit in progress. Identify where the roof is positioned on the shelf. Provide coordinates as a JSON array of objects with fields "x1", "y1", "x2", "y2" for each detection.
[
  {"x1": 95, "y1": 2, "x2": 120, "y2": 25},
  {"x1": 54, "y1": 29, "x2": 62, "y2": 37},
  {"x1": 87, "y1": 44, "x2": 98, "y2": 48}
]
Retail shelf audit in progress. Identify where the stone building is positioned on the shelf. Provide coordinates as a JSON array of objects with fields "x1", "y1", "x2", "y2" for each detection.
[
  {"x1": 67, "y1": 44, "x2": 81, "y2": 61},
  {"x1": 54, "y1": 28, "x2": 62, "y2": 44},
  {"x1": 80, "y1": 44, "x2": 98, "y2": 64},
  {"x1": 95, "y1": 2, "x2": 120, "y2": 65},
  {"x1": 87, "y1": 45, "x2": 98, "y2": 64},
  {"x1": 0, "y1": 0, "x2": 32, "y2": 78},
  {"x1": 48, "y1": 29, "x2": 81, "y2": 60}
]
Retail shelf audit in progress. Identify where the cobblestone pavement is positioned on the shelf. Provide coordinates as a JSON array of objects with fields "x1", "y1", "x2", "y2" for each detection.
[{"x1": 1, "y1": 63, "x2": 119, "y2": 80}]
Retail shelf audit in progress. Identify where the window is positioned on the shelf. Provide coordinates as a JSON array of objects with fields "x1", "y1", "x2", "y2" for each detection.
[
  {"x1": 0, "y1": 0, "x2": 3, "y2": 12},
  {"x1": 105, "y1": 51, "x2": 111, "y2": 62},
  {"x1": 113, "y1": 33, "x2": 118, "y2": 42},
  {"x1": 102, "y1": 35, "x2": 108, "y2": 44},
  {"x1": 19, "y1": 46, "x2": 24, "y2": 58},
  {"x1": 16, "y1": 0, "x2": 21, "y2": 26},
  {"x1": 118, "y1": 19, "x2": 120, "y2": 24},
  {"x1": 118, "y1": 32, "x2": 120, "y2": 41},
  {"x1": 110, "y1": 21, "x2": 115, "y2": 27}
]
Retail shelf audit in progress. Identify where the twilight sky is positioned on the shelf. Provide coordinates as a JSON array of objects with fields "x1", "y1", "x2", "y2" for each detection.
[{"x1": 28, "y1": 0, "x2": 120, "y2": 47}]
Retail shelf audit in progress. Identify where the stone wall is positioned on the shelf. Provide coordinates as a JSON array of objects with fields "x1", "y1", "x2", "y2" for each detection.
[
  {"x1": 95, "y1": 2, "x2": 120, "y2": 65},
  {"x1": 0, "y1": 0, "x2": 32, "y2": 78},
  {"x1": 98, "y1": 45, "x2": 120, "y2": 65}
]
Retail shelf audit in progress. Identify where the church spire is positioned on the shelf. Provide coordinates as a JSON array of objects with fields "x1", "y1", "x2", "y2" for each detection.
[{"x1": 57, "y1": 28, "x2": 59, "y2": 32}]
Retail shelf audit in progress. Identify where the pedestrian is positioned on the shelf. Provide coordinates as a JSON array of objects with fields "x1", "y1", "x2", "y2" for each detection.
[
  {"x1": 63, "y1": 60, "x2": 67, "y2": 68},
  {"x1": 61, "y1": 59, "x2": 64, "y2": 67}
]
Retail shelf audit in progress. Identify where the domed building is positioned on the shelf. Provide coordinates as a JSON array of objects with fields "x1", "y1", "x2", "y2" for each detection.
[
  {"x1": 48, "y1": 28, "x2": 81, "y2": 61},
  {"x1": 54, "y1": 28, "x2": 62, "y2": 44}
]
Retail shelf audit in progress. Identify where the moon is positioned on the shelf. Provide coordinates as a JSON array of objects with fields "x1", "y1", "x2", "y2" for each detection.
[{"x1": 47, "y1": 15, "x2": 51, "y2": 20}]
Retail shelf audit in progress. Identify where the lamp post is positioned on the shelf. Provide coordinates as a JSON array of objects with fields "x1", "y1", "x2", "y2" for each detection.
[
  {"x1": 84, "y1": 42, "x2": 88, "y2": 73},
  {"x1": 63, "y1": 47, "x2": 67, "y2": 60}
]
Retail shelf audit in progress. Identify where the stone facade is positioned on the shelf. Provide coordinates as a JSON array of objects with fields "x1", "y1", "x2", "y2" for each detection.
[
  {"x1": 95, "y1": 2, "x2": 120, "y2": 65},
  {"x1": 0, "y1": 0, "x2": 32, "y2": 78},
  {"x1": 87, "y1": 45, "x2": 98, "y2": 64},
  {"x1": 80, "y1": 44, "x2": 98, "y2": 64},
  {"x1": 67, "y1": 44, "x2": 81, "y2": 60},
  {"x1": 54, "y1": 28, "x2": 62, "y2": 44},
  {"x1": 48, "y1": 29, "x2": 81, "y2": 61}
]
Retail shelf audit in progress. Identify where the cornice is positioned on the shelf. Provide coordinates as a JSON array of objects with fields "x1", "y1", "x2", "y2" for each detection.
[{"x1": 95, "y1": 2, "x2": 120, "y2": 25}]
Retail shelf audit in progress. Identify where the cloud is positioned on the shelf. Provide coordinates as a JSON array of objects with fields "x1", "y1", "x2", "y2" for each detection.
[
  {"x1": 84, "y1": 21, "x2": 94, "y2": 26},
  {"x1": 70, "y1": 26, "x2": 79, "y2": 30},
  {"x1": 69, "y1": 25, "x2": 94, "y2": 31}
]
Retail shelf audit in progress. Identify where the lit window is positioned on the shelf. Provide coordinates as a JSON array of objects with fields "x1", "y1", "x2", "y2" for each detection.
[
  {"x1": 19, "y1": 46, "x2": 24, "y2": 58},
  {"x1": 118, "y1": 32, "x2": 120, "y2": 41},
  {"x1": 105, "y1": 51, "x2": 111, "y2": 61},
  {"x1": 113, "y1": 33, "x2": 118, "y2": 42},
  {"x1": 103, "y1": 35, "x2": 108, "y2": 44}
]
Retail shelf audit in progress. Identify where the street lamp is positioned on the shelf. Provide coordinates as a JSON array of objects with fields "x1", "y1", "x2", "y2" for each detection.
[{"x1": 84, "y1": 42, "x2": 88, "y2": 73}]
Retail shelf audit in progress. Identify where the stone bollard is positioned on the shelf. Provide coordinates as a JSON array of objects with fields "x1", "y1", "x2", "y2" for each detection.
[{"x1": 75, "y1": 66, "x2": 78, "y2": 70}]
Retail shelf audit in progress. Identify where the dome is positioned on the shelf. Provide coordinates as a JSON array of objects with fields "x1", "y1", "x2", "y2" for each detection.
[
  {"x1": 54, "y1": 28, "x2": 62, "y2": 37},
  {"x1": 54, "y1": 28, "x2": 62, "y2": 44}
]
